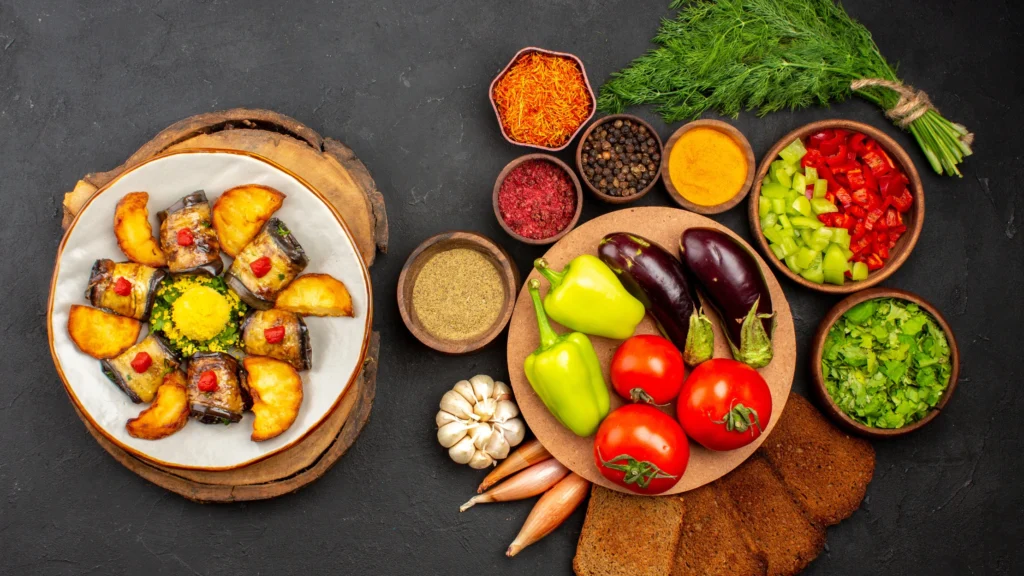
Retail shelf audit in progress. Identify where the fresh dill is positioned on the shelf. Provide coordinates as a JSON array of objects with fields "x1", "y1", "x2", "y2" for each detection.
[{"x1": 599, "y1": 0, "x2": 972, "y2": 176}]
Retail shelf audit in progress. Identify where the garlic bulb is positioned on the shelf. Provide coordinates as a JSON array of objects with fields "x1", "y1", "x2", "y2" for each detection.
[{"x1": 436, "y1": 374, "x2": 525, "y2": 469}]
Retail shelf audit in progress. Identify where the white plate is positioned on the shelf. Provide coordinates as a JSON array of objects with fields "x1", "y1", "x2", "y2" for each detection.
[{"x1": 48, "y1": 150, "x2": 372, "y2": 470}]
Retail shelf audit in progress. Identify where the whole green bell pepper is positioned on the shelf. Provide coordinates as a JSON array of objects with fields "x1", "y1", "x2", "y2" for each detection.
[
  {"x1": 523, "y1": 279, "x2": 609, "y2": 437},
  {"x1": 534, "y1": 255, "x2": 644, "y2": 340}
]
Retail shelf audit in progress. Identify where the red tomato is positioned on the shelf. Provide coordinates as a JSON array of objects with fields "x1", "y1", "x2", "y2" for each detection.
[
  {"x1": 197, "y1": 370, "x2": 219, "y2": 393},
  {"x1": 593, "y1": 404, "x2": 689, "y2": 495},
  {"x1": 250, "y1": 256, "x2": 272, "y2": 278},
  {"x1": 113, "y1": 277, "x2": 132, "y2": 297},
  {"x1": 176, "y1": 228, "x2": 194, "y2": 246},
  {"x1": 677, "y1": 359, "x2": 772, "y2": 451},
  {"x1": 610, "y1": 335, "x2": 685, "y2": 405},
  {"x1": 264, "y1": 325, "x2": 286, "y2": 344},
  {"x1": 130, "y1": 352, "x2": 152, "y2": 373}
]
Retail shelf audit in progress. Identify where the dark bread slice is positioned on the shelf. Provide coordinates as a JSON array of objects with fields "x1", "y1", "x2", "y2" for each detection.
[
  {"x1": 758, "y1": 393, "x2": 876, "y2": 526},
  {"x1": 719, "y1": 456, "x2": 825, "y2": 576},
  {"x1": 574, "y1": 485, "x2": 685, "y2": 576},
  {"x1": 672, "y1": 484, "x2": 767, "y2": 576}
]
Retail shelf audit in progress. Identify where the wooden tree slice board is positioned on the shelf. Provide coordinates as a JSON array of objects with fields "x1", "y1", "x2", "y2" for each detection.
[
  {"x1": 59, "y1": 109, "x2": 387, "y2": 502},
  {"x1": 506, "y1": 207, "x2": 796, "y2": 495}
]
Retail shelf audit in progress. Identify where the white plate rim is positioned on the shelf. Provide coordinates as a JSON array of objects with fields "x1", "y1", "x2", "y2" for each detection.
[{"x1": 46, "y1": 148, "x2": 374, "y2": 471}]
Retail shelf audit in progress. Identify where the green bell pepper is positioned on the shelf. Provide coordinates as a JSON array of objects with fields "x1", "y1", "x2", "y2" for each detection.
[
  {"x1": 523, "y1": 279, "x2": 610, "y2": 437},
  {"x1": 534, "y1": 255, "x2": 644, "y2": 340}
]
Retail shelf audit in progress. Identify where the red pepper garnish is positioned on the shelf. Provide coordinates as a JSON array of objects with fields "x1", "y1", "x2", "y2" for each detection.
[
  {"x1": 198, "y1": 370, "x2": 218, "y2": 393},
  {"x1": 177, "y1": 228, "x2": 195, "y2": 246},
  {"x1": 264, "y1": 325, "x2": 286, "y2": 344},
  {"x1": 130, "y1": 352, "x2": 152, "y2": 373},
  {"x1": 113, "y1": 277, "x2": 132, "y2": 296},
  {"x1": 250, "y1": 256, "x2": 272, "y2": 278}
]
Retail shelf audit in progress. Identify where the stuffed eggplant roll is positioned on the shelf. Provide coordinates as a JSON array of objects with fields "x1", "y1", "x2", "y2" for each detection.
[
  {"x1": 241, "y1": 309, "x2": 312, "y2": 371},
  {"x1": 158, "y1": 191, "x2": 223, "y2": 275},
  {"x1": 225, "y1": 218, "x2": 308, "y2": 310},
  {"x1": 187, "y1": 352, "x2": 249, "y2": 424},
  {"x1": 87, "y1": 259, "x2": 166, "y2": 321},
  {"x1": 101, "y1": 334, "x2": 181, "y2": 403}
]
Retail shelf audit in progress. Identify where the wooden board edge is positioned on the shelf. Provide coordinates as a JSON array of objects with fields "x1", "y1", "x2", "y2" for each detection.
[{"x1": 323, "y1": 137, "x2": 389, "y2": 256}]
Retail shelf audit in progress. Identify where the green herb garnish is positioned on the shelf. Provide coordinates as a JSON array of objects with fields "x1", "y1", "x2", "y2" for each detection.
[
  {"x1": 821, "y1": 298, "x2": 952, "y2": 429},
  {"x1": 599, "y1": 0, "x2": 973, "y2": 177},
  {"x1": 276, "y1": 221, "x2": 290, "y2": 237}
]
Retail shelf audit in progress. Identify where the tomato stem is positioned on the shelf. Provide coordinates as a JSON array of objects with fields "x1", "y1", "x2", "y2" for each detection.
[
  {"x1": 711, "y1": 401, "x2": 764, "y2": 436},
  {"x1": 597, "y1": 448, "x2": 677, "y2": 490}
]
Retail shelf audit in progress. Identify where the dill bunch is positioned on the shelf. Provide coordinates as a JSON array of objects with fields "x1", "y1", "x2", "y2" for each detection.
[{"x1": 599, "y1": 0, "x2": 973, "y2": 176}]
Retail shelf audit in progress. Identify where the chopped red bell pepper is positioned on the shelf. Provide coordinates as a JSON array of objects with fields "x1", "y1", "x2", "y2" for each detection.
[
  {"x1": 864, "y1": 207, "x2": 885, "y2": 231},
  {"x1": 801, "y1": 149, "x2": 824, "y2": 168},
  {"x1": 848, "y1": 133, "x2": 869, "y2": 154},
  {"x1": 847, "y1": 169, "x2": 867, "y2": 190},
  {"x1": 866, "y1": 253, "x2": 885, "y2": 271},
  {"x1": 861, "y1": 149, "x2": 890, "y2": 176},
  {"x1": 835, "y1": 188, "x2": 853, "y2": 208},
  {"x1": 891, "y1": 189, "x2": 914, "y2": 212}
]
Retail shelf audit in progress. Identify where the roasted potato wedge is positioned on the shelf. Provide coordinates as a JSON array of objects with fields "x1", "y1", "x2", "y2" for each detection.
[
  {"x1": 114, "y1": 192, "x2": 167, "y2": 267},
  {"x1": 126, "y1": 372, "x2": 190, "y2": 440},
  {"x1": 275, "y1": 274, "x2": 354, "y2": 317},
  {"x1": 67, "y1": 304, "x2": 141, "y2": 359},
  {"x1": 242, "y1": 356, "x2": 303, "y2": 442},
  {"x1": 212, "y1": 184, "x2": 286, "y2": 257}
]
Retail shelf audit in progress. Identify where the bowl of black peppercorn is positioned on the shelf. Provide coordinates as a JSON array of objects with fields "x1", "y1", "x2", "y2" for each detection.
[{"x1": 575, "y1": 114, "x2": 663, "y2": 204}]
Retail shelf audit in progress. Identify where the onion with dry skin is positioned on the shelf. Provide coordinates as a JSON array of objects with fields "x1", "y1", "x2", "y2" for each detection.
[
  {"x1": 436, "y1": 375, "x2": 525, "y2": 469},
  {"x1": 478, "y1": 438, "x2": 552, "y2": 493},
  {"x1": 460, "y1": 458, "x2": 568, "y2": 512},
  {"x1": 506, "y1": 473, "x2": 590, "y2": 557}
]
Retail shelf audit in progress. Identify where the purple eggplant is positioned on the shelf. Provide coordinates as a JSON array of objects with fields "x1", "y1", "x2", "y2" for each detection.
[
  {"x1": 598, "y1": 232, "x2": 714, "y2": 365},
  {"x1": 680, "y1": 228, "x2": 775, "y2": 368}
]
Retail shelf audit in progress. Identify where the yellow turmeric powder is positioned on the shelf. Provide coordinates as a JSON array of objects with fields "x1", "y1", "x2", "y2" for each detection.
[{"x1": 668, "y1": 127, "x2": 748, "y2": 206}]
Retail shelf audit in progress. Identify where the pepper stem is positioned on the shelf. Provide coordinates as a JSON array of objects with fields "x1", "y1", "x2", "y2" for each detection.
[
  {"x1": 527, "y1": 278, "x2": 559, "y2": 350},
  {"x1": 533, "y1": 258, "x2": 566, "y2": 287}
]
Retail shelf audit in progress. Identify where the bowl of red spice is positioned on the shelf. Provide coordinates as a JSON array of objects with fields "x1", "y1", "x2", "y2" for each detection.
[
  {"x1": 493, "y1": 154, "x2": 583, "y2": 245},
  {"x1": 489, "y1": 47, "x2": 596, "y2": 152}
]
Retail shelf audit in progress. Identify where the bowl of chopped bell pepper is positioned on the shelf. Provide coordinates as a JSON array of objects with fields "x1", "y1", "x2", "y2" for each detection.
[{"x1": 748, "y1": 119, "x2": 924, "y2": 294}]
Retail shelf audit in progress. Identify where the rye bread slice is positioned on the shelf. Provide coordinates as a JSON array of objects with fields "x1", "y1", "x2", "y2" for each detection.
[
  {"x1": 672, "y1": 484, "x2": 768, "y2": 576},
  {"x1": 574, "y1": 485, "x2": 685, "y2": 576},
  {"x1": 758, "y1": 393, "x2": 876, "y2": 526},
  {"x1": 719, "y1": 456, "x2": 825, "y2": 576}
]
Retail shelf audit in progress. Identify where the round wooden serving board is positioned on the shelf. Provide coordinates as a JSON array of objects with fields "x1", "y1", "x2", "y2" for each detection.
[
  {"x1": 506, "y1": 207, "x2": 796, "y2": 495},
  {"x1": 60, "y1": 109, "x2": 387, "y2": 502}
]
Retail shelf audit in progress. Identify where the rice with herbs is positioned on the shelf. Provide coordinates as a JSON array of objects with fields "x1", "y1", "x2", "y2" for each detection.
[{"x1": 149, "y1": 275, "x2": 248, "y2": 356}]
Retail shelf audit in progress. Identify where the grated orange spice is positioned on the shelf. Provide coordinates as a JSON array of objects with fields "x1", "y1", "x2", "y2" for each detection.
[{"x1": 493, "y1": 52, "x2": 591, "y2": 148}]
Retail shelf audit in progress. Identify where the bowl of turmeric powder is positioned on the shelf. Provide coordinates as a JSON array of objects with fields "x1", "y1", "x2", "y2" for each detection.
[{"x1": 661, "y1": 120, "x2": 756, "y2": 214}]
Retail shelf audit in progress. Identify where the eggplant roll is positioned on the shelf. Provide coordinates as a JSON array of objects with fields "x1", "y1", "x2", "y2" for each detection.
[
  {"x1": 157, "y1": 190, "x2": 223, "y2": 275},
  {"x1": 187, "y1": 352, "x2": 249, "y2": 424},
  {"x1": 225, "y1": 218, "x2": 308, "y2": 310},
  {"x1": 241, "y1": 309, "x2": 312, "y2": 371},
  {"x1": 101, "y1": 334, "x2": 181, "y2": 404},
  {"x1": 86, "y1": 259, "x2": 166, "y2": 321}
]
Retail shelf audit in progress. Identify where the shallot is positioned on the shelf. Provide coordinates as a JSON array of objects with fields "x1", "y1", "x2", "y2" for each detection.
[
  {"x1": 506, "y1": 473, "x2": 590, "y2": 557},
  {"x1": 460, "y1": 458, "x2": 568, "y2": 512},
  {"x1": 477, "y1": 439, "x2": 552, "y2": 493}
]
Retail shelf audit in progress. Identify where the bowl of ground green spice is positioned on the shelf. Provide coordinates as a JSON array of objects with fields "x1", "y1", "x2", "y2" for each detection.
[
  {"x1": 811, "y1": 287, "x2": 960, "y2": 438},
  {"x1": 398, "y1": 231, "x2": 520, "y2": 354}
]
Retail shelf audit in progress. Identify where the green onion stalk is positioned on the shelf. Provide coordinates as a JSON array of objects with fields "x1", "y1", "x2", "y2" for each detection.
[{"x1": 598, "y1": 0, "x2": 973, "y2": 176}]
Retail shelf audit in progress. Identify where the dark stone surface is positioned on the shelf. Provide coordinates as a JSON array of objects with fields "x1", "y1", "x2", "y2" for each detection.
[{"x1": 1, "y1": 0, "x2": 1021, "y2": 574}]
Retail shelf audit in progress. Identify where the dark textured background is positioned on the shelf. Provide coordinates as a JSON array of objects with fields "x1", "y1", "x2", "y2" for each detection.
[{"x1": 2, "y1": 0, "x2": 1021, "y2": 574}]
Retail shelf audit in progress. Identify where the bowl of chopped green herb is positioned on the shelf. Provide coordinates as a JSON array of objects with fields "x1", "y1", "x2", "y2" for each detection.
[{"x1": 811, "y1": 287, "x2": 959, "y2": 438}]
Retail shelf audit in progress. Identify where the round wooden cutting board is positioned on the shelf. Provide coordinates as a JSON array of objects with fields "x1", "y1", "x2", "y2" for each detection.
[
  {"x1": 59, "y1": 109, "x2": 387, "y2": 502},
  {"x1": 506, "y1": 207, "x2": 796, "y2": 495}
]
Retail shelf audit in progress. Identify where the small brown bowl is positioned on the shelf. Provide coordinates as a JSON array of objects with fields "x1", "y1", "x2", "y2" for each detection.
[
  {"x1": 493, "y1": 153, "x2": 584, "y2": 246},
  {"x1": 662, "y1": 119, "x2": 755, "y2": 214},
  {"x1": 810, "y1": 287, "x2": 960, "y2": 438},
  {"x1": 575, "y1": 114, "x2": 663, "y2": 204},
  {"x1": 488, "y1": 47, "x2": 597, "y2": 152},
  {"x1": 397, "y1": 231, "x2": 520, "y2": 355},
  {"x1": 749, "y1": 119, "x2": 924, "y2": 294}
]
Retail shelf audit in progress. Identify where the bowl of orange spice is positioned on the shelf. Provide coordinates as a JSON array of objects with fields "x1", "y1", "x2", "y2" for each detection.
[
  {"x1": 489, "y1": 47, "x2": 597, "y2": 152},
  {"x1": 662, "y1": 120, "x2": 755, "y2": 214}
]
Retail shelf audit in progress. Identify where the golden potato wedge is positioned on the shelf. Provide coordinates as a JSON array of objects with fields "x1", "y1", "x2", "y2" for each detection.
[
  {"x1": 212, "y1": 184, "x2": 286, "y2": 257},
  {"x1": 114, "y1": 192, "x2": 167, "y2": 267},
  {"x1": 242, "y1": 356, "x2": 303, "y2": 442},
  {"x1": 126, "y1": 372, "x2": 190, "y2": 440},
  {"x1": 275, "y1": 274, "x2": 354, "y2": 317},
  {"x1": 67, "y1": 304, "x2": 141, "y2": 359}
]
